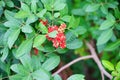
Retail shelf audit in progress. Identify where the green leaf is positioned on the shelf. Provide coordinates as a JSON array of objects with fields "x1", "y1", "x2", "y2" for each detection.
[
  {"x1": 54, "y1": 3, "x2": 66, "y2": 11},
  {"x1": 6, "y1": 0, "x2": 14, "y2": 7},
  {"x1": 15, "y1": 38, "x2": 33, "y2": 58},
  {"x1": 1, "y1": 47, "x2": 9, "y2": 62},
  {"x1": 4, "y1": 10, "x2": 15, "y2": 20},
  {"x1": 100, "y1": 5, "x2": 108, "y2": 14},
  {"x1": 102, "y1": 60, "x2": 114, "y2": 71},
  {"x1": 68, "y1": 15, "x2": 78, "y2": 28},
  {"x1": 0, "y1": 60, "x2": 10, "y2": 74},
  {"x1": 31, "y1": 55, "x2": 41, "y2": 70},
  {"x1": 54, "y1": 12, "x2": 60, "y2": 18},
  {"x1": 105, "y1": 40, "x2": 120, "y2": 51},
  {"x1": 97, "y1": 29, "x2": 113, "y2": 46},
  {"x1": 42, "y1": 56, "x2": 60, "y2": 71},
  {"x1": 7, "y1": 28, "x2": 20, "y2": 49},
  {"x1": 26, "y1": 14, "x2": 37, "y2": 24},
  {"x1": 10, "y1": 64, "x2": 29, "y2": 74},
  {"x1": 32, "y1": 68, "x2": 50, "y2": 80},
  {"x1": 21, "y1": 2, "x2": 30, "y2": 13},
  {"x1": 70, "y1": 26, "x2": 87, "y2": 37},
  {"x1": 22, "y1": 24, "x2": 33, "y2": 33},
  {"x1": 116, "y1": 61, "x2": 120, "y2": 72},
  {"x1": 38, "y1": 23, "x2": 48, "y2": 33},
  {"x1": 67, "y1": 74, "x2": 85, "y2": 80},
  {"x1": 54, "y1": 74, "x2": 62, "y2": 80},
  {"x1": 37, "y1": 9, "x2": 47, "y2": 18},
  {"x1": 15, "y1": 10, "x2": 29, "y2": 18},
  {"x1": 85, "y1": 4, "x2": 100, "y2": 12},
  {"x1": 20, "y1": 54, "x2": 33, "y2": 72},
  {"x1": 99, "y1": 20, "x2": 115, "y2": 30},
  {"x1": 48, "y1": 30, "x2": 58, "y2": 38},
  {"x1": 66, "y1": 39, "x2": 83, "y2": 49},
  {"x1": 66, "y1": 32, "x2": 83, "y2": 49},
  {"x1": 61, "y1": 15, "x2": 71, "y2": 22},
  {"x1": 4, "y1": 21, "x2": 20, "y2": 28},
  {"x1": 33, "y1": 35, "x2": 46, "y2": 47},
  {"x1": 71, "y1": 8, "x2": 85, "y2": 16},
  {"x1": 31, "y1": 0, "x2": 37, "y2": 13}
]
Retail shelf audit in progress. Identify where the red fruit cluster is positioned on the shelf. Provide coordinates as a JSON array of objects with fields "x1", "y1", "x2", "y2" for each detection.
[
  {"x1": 46, "y1": 24, "x2": 66, "y2": 48},
  {"x1": 39, "y1": 19, "x2": 48, "y2": 26}
]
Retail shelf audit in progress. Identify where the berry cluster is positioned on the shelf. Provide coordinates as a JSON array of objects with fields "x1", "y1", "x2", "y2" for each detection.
[{"x1": 46, "y1": 24, "x2": 66, "y2": 48}]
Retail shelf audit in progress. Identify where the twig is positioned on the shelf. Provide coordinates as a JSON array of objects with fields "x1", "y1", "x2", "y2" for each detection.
[
  {"x1": 86, "y1": 42, "x2": 112, "y2": 80},
  {"x1": 52, "y1": 55, "x2": 93, "y2": 76},
  {"x1": 14, "y1": 6, "x2": 20, "y2": 10}
]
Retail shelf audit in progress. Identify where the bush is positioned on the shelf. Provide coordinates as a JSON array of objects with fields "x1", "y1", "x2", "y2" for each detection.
[{"x1": 0, "y1": 0, "x2": 120, "y2": 80}]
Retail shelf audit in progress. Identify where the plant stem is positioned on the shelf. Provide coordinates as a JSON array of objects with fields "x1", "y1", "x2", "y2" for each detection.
[{"x1": 52, "y1": 55, "x2": 93, "y2": 76}]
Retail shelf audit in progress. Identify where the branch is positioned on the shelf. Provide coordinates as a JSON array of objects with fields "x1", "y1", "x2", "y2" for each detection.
[
  {"x1": 52, "y1": 55, "x2": 93, "y2": 76},
  {"x1": 85, "y1": 42, "x2": 112, "y2": 80}
]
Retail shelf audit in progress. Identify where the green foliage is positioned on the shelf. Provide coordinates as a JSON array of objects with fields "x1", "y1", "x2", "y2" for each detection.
[{"x1": 0, "y1": 0, "x2": 120, "y2": 80}]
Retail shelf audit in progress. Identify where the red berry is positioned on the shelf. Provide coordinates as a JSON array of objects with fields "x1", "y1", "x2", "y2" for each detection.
[
  {"x1": 34, "y1": 48, "x2": 39, "y2": 55},
  {"x1": 40, "y1": 19, "x2": 48, "y2": 26}
]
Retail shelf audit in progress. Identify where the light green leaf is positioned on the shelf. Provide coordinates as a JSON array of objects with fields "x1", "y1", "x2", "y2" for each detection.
[
  {"x1": 4, "y1": 21, "x2": 20, "y2": 28},
  {"x1": 20, "y1": 54, "x2": 33, "y2": 72},
  {"x1": 102, "y1": 60, "x2": 114, "y2": 71},
  {"x1": 31, "y1": 1, "x2": 37, "y2": 13},
  {"x1": 97, "y1": 29, "x2": 113, "y2": 46},
  {"x1": 26, "y1": 14, "x2": 37, "y2": 24},
  {"x1": 105, "y1": 40, "x2": 120, "y2": 51},
  {"x1": 67, "y1": 74, "x2": 85, "y2": 80},
  {"x1": 33, "y1": 35, "x2": 46, "y2": 47},
  {"x1": 42, "y1": 56, "x2": 60, "y2": 71},
  {"x1": 7, "y1": 28, "x2": 20, "y2": 49},
  {"x1": 68, "y1": 16, "x2": 80, "y2": 29},
  {"x1": 48, "y1": 30, "x2": 58, "y2": 38},
  {"x1": 54, "y1": 3, "x2": 66, "y2": 11},
  {"x1": 116, "y1": 61, "x2": 120, "y2": 72},
  {"x1": 54, "y1": 74, "x2": 62, "y2": 80},
  {"x1": 22, "y1": 24, "x2": 33, "y2": 33},
  {"x1": 99, "y1": 20, "x2": 115, "y2": 30},
  {"x1": 31, "y1": 55, "x2": 41, "y2": 70},
  {"x1": 85, "y1": 4, "x2": 100, "y2": 12},
  {"x1": 21, "y1": 2, "x2": 30, "y2": 13},
  {"x1": 10, "y1": 64, "x2": 28, "y2": 74},
  {"x1": 32, "y1": 68, "x2": 50, "y2": 80},
  {"x1": 15, "y1": 38, "x2": 33, "y2": 58},
  {"x1": 54, "y1": 12, "x2": 60, "y2": 18},
  {"x1": 61, "y1": 15, "x2": 71, "y2": 22},
  {"x1": 37, "y1": 9, "x2": 47, "y2": 18},
  {"x1": 15, "y1": 10, "x2": 29, "y2": 18},
  {"x1": 38, "y1": 23, "x2": 48, "y2": 33}
]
